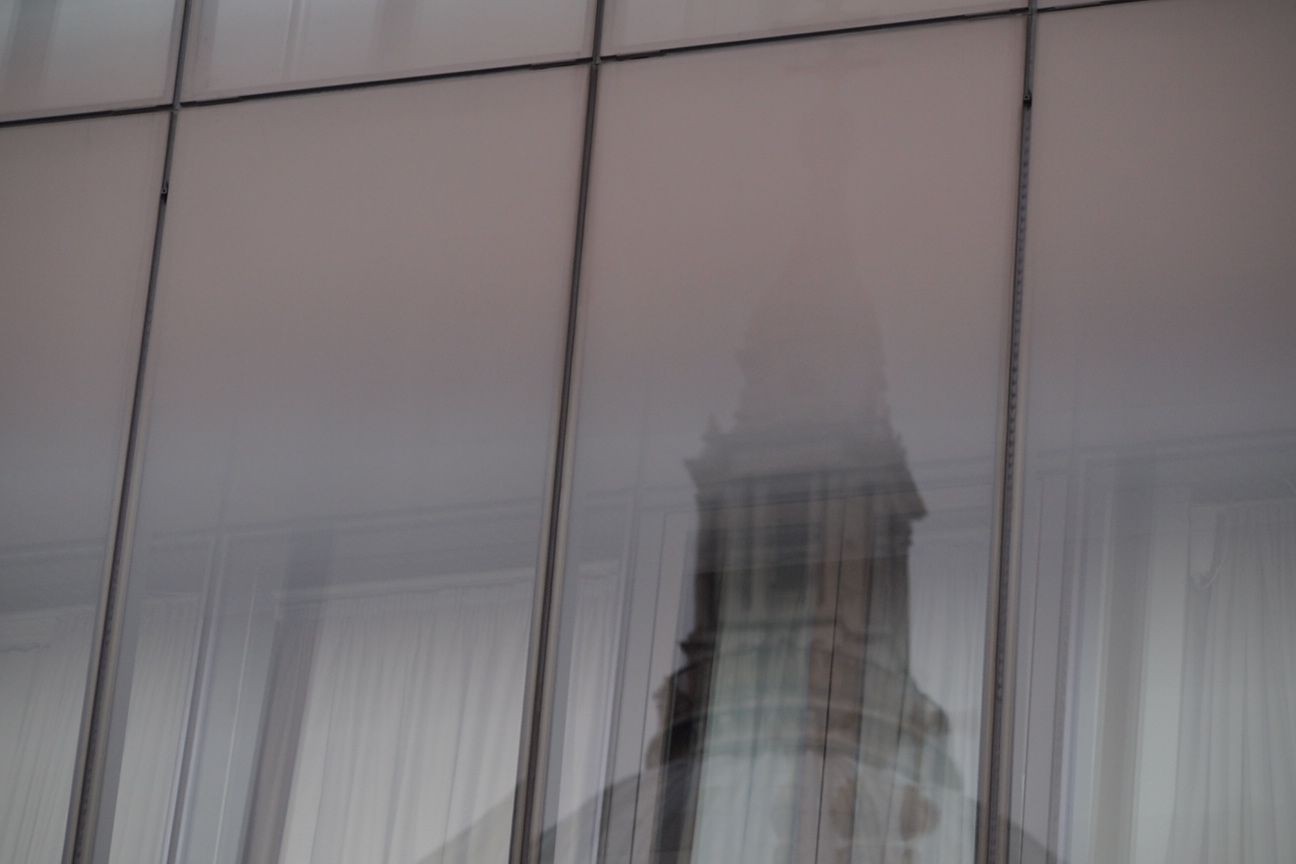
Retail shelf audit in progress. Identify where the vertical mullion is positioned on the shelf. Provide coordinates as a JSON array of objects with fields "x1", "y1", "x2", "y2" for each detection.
[
  {"x1": 976, "y1": 3, "x2": 1037, "y2": 864},
  {"x1": 64, "y1": 0, "x2": 199, "y2": 859},
  {"x1": 509, "y1": 1, "x2": 610, "y2": 862}
]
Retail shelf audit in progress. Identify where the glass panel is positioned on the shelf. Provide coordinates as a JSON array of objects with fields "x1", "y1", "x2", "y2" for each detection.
[
  {"x1": 0, "y1": 0, "x2": 178, "y2": 120},
  {"x1": 0, "y1": 113, "x2": 166, "y2": 864},
  {"x1": 603, "y1": 0, "x2": 1016, "y2": 55},
  {"x1": 542, "y1": 20, "x2": 1022, "y2": 864},
  {"x1": 1013, "y1": 2, "x2": 1296, "y2": 863},
  {"x1": 89, "y1": 67, "x2": 586, "y2": 864},
  {"x1": 182, "y1": 0, "x2": 591, "y2": 101}
]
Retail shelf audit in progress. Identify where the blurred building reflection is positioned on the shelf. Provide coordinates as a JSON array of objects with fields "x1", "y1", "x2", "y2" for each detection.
[{"x1": 643, "y1": 272, "x2": 952, "y2": 863}]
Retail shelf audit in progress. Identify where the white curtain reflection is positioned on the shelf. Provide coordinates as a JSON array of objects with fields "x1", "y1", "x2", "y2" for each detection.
[
  {"x1": 109, "y1": 599, "x2": 203, "y2": 864},
  {"x1": 0, "y1": 607, "x2": 93, "y2": 864},
  {"x1": 273, "y1": 579, "x2": 531, "y2": 864},
  {"x1": 552, "y1": 575, "x2": 621, "y2": 864},
  {"x1": 907, "y1": 539, "x2": 986, "y2": 863},
  {"x1": 96, "y1": 574, "x2": 534, "y2": 864},
  {"x1": 1168, "y1": 500, "x2": 1296, "y2": 864}
]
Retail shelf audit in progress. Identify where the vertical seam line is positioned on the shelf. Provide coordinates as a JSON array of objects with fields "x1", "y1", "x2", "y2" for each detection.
[
  {"x1": 509, "y1": 0, "x2": 609, "y2": 861},
  {"x1": 65, "y1": 0, "x2": 197, "y2": 858},
  {"x1": 979, "y1": 3, "x2": 1037, "y2": 864}
]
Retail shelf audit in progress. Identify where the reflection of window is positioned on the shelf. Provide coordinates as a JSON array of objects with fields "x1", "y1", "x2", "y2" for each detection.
[
  {"x1": 1168, "y1": 498, "x2": 1296, "y2": 864},
  {"x1": 98, "y1": 515, "x2": 543, "y2": 864},
  {"x1": 1021, "y1": 442, "x2": 1296, "y2": 864},
  {"x1": 0, "y1": 603, "x2": 96, "y2": 862},
  {"x1": 253, "y1": 575, "x2": 532, "y2": 864}
]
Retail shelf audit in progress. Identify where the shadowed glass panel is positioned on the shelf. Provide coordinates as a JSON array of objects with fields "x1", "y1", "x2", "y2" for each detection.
[{"x1": 542, "y1": 19, "x2": 1023, "y2": 864}]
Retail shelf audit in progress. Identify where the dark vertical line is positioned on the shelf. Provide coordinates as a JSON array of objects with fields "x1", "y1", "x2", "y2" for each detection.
[
  {"x1": 810, "y1": 477, "x2": 847, "y2": 864},
  {"x1": 977, "y1": 3, "x2": 1037, "y2": 864},
  {"x1": 238, "y1": 589, "x2": 321, "y2": 864},
  {"x1": 509, "y1": 0, "x2": 609, "y2": 862},
  {"x1": 64, "y1": 0, "x2": 197, "y2": 859},
  {"x1": 591, "y1": 501, "x2": 645, "y2": 862},
  {"x1": 156, "y1": 405, "x2": 243, "y2": 864}
]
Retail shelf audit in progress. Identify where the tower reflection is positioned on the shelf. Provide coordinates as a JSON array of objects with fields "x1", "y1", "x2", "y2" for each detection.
[{"x1": 644, "y1": 277, "x2": 954, "y2": 864}]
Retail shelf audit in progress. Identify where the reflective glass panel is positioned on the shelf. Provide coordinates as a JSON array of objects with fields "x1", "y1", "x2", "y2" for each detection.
[
  {"x1": 1012, "y1": 2, "x2": 1296, "y2": 862},
  {"x1": 0, "y1": 113, "x2": 167, "y2": 864},
  {"x1": 89, "y1": 68, "x2": 586, "y2": 864},
  {"x1": 543, "y1": 19, "x2": 1022, "y2": 864},
  {"x1": 182, "y1": 0, "x2": 591, "y2": 100},
  {"x1": 602, "y1": 0, "x2": 1016, "y2": 55},
  {"x1": 0, "y1": 0, "x2": 178, "y2": 120}
]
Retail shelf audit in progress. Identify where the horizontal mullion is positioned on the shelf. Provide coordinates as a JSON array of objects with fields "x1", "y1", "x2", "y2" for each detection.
[{"x1": 0, "y1": 0, "x2": 1175, "y2": 129}]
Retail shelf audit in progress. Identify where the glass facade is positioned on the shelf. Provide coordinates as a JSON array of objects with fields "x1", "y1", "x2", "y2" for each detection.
[
  {"x1": 541, "y1": 22, "x2": 1019, "y2": 864},
  {"x1": 0, "y1": 113, "x2": 168, "y2": 862},
  {"x1": 0, "y1": 0, "x2": 179, "y2": 119},
  {"x1": 88, "y1": 67, "x2": 585, "y2": 864},
  {"x1": 1011, "y1": 2, "x2": 1296, "y2": 862},
  {"x1": 0, "y1": 2, "x2": 1293, "y2": 864},
  {"x1": 600, "y1": 0, "x2": 1016, "y2": 53},
  {"x1": 180, "y1": 0, "x2": 591, "y2": 99}
]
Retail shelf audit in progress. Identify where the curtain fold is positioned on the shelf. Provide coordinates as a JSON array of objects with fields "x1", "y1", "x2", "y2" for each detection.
[
  {"x1": 108, "y1": 597, "x2": 204, "y2": 864},
  {"x1": 274, "y1": 577, "x2": 534, "y2": 864},
  {"x1": 1167, "y1": 500, "x2": 1296, "y2": 864},
  {"x1": 0, "y1": 607, "x2": 95, "y2": 864},
  {"x1": 905, "y1": 537, "x2": 987, "y2": 864},
  {"x1": 551, "y1": 573, "x2": 621, "y2": 864}
]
